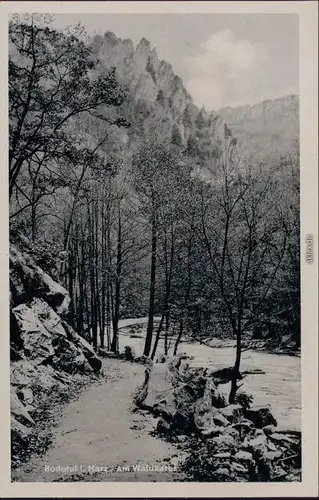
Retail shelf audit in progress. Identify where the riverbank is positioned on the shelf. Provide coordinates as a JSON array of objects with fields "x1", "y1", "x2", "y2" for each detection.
[{"x1": 118, "y1": 327, "x2": 301, "y2": 431}]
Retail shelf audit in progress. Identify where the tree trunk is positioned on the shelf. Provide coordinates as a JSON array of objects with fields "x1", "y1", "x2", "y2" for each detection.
[
  {"x1": 111, "y1": 207, "x2": 122, "y2": 353},
  {"x1": 174, "y1": 318, "x2": 184, "y2": 355},
  {"x1": 144, "y1": 212, "x2": 157, "y2": 357},
  {"x1": 229, "y1": 327, "x2": 242, "y2": 404}
]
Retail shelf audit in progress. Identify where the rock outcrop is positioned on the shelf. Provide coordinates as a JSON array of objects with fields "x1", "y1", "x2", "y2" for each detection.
[
  {"x1": 10, "y1": 244, "x2": 102, "y2": 461},
  {"x1": 89, "y1": 32, "x2": 228, "y2": 174},
  {"x1": 135, "y1": 354, "x2": 301, "y2": 482}
]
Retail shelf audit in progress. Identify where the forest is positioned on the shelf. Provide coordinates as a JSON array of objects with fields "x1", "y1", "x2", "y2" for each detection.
[{"x1": 9, "y1": 14, "x2": 300, "y2": 407}]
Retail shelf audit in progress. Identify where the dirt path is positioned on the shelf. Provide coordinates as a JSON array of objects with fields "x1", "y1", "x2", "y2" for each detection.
[{"x1": 12, "y1": 359, "x2": 185, "y2": 482}]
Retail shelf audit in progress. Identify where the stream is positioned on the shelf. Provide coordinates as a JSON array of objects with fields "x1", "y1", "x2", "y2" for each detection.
[{"x1": 117, "y1": 318, "x2": 301, "y2": 431}]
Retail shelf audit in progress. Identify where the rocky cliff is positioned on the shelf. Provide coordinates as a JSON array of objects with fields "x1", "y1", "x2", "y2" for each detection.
[
  {"x1": 89, "y1": 32, "x2": 298, "y2": 169},
  {"x1": 218, "y1": 95, "x2": 299, "y2": 162},
  {"x1": 10, "y1": 243, "x2": 102, "y2": 466},
  {"x1": 89, "y1": 32, "x2": 227, "y2": 172}
]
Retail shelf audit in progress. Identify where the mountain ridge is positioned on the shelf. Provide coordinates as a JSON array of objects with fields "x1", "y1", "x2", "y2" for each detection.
[{"x1": 88, "y1": 31, "x2": 298, "y2": 165}]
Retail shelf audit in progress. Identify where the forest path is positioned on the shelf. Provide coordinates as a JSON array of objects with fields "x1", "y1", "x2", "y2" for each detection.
[{"x1": 12, "y1": 359, "x2": 185, "y2": 483}]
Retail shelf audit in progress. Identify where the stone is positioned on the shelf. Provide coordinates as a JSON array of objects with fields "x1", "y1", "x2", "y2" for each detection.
[
  {"x1": 11, "y1": 388, "x2": 35, "y2": 427},
  {"x1": 247, "y1": 434, "x2": 268, "y2": 459},
  {"x1": 124, "y1": 345, "x2": 136, "y2": 361},
  {"x1": 193, "y1": 378, "x2": 214, "y2": 431},
  {"x1": 231, "y1": 462, "x2": 248, "y2": 473},
  {"x1": 82, "y1": 360, "x2": 94, "y2": 374},
  {"x1": 11, "y1": 416, "x2": 32, "y2": 443},
  {"x1": 31, "y1": 298, "x2": 67, "y2": 340},
  {"x1": 167, "y1": 353, "x2": 190, "y2": 372},
  {"x1": 213, "y1": 413, "x2": 230, "y2": 427},
  {"x1": 17, "y1": 387, "x2": 34, "y2": 405},
  {"x1": 211, "y1": 467, "x2": 230, "y2": 480},
  {"x1": 234, "y1": 450, "x2": 254, "y2": 466},
  {"x1": 52, "y1": 337, "x2": 87, "y2": 374},
  {"x1": 212, "y1": 433, "x2": 237, "y2": 452},
  {"x1": 201, "y1": 426, "x2": 222, "y2": 438},
  {"x1": 233, "y1": 419, "x2": 256, "y2": 439},
  {"x1": 224, "y1": 425, "x2": 240, "y2": 440},
  {"x1": 263, "y1": 424, "x2": 276, "y2": 435},
  {"x1": 10, "y1": 245, "x2": 70, "y2": 316},
  {"x1": 266, "y1": 439, "x2": 278, "y2": 451},
  {"x1": 220, "y1": 404, "x2": 244, "y2": 423},
  {"x1": 137, "y1": 358, "x2": 180, "y2": 413},
  {"x1": 11, "y1": 359, "x2": 38, "y2": 387},
  {"x1": 245, "y1": 405, "x2": 277, "y2": 429},
  {"x1": 156, "y1": 417, "x2": 171, "y2": 435},
  {"x1": 213, "y1": 452, "x2": 232, "y2": 459},
  {"x1": 271, "y1": 466, "x2": 288, "y2": 480},
  {"x1": 156, "y1": 353, "x2": 166, "y2": 363},
  {"x1": 211, "y1": 381, "x2": 227, "y2": 409},
  {"x1": 269, "y1": 432, "x2": 299, "y2": 446},
  {"x1": 11, "y1": 304, "x2": 55, "y2": 366},
  {"x1": 62, "y1": 322, "x2": 102, "y2": 372},
  {"x1": 173, "y1": 384, "x2": 199, "y2": 432},
  {"x1": 35, "y1": 365, "x2": 59, "y2": 390},
  {"x1": 266, "y1": 450, "x2": 283, "y2": 460}
]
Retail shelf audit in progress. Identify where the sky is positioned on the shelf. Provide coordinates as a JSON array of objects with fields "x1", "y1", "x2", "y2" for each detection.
[{"x1": 51, "y1": 14, "x2": 299, "y2": 110}]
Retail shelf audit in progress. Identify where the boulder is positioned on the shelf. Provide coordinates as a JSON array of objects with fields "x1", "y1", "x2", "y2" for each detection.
[
  {"x1": 211, "y1": 467, "x2": 231, "y2": 481},
  {"x1": 263, "y1": 424, "x2": 276, "y2": 436},
  {"x1": 34, "y1": 365, "x2": 61, "y2": 390},
  {"x1": 31, "y1": 299, "x2": 67, "y2": 340},
  {"x1": 201, "y1": 426, "x2": 222, "y2": 438},
  {"x1": 173, "y1": 384, "x2": 198, "y2": 432},
  {"x1": 11, "y1": 388, "x2": 35, "y2": 427},
  {"x1": 224, "y1": 425, "x2": 241, "y2": 440},
  {"x1": 10, "y1": 245, "x2": 70, "y2": 317},
  {"x1": 213, "y1": 413, "x2": 229, "y2": 427},
  {"x1": 156, "y1": 353, "x2": 167, "y2": 363},
  {"x1": 245, "y1": 405, "x2": 277, "y2": 429},
  {"x1": 211, "y1": 382, "x2": 227, "y2": 409},
  {"x1": 213, "y1": 452, "x2": 232, "y2": 459},
  {"x1": 62, "y1": 322, "x2": 102, "y2": 372},
  {"x1": 231, "y1": 462, "x2": 248, "y2": 474},
  {"x1": 156, "y1": 417, "x2": 171, "y2": 435},
  {"x1": 11, "y1": 359, "x2": 38, "y2": 388},
  {"x1": 211, "y1": 433, "x2": 238, "y2": 453},
  {"x1": 124, "y1": 345, "x2": 136, "y2": 361},
  {"x1": 246, "y1": 433, "x2": 268, "y2": 458},
  {"x1": 11, "y1": 304, "x2": 55, "y2": 366},
  {"x1": 193, "y1": 378, "x2": 215, "y2": 431},
  {"x1": 168, "y1": 353, "x2": 190, "y2": 373},
  {"x1": 17, "y1": 387, "x2": 34, "y2": 405},
  {"x1": 52, "y1": 337, "x2": 88, "y2": 374},
  {"x1": 232, "y1": 419, "x2": 256, "y2": 440},
  {"x1": 220, "y1": 404, "x2": 244, "y2": 423},
  {"x1": 268, "y1": 432, "x2": 300, "y2": 447},
  {"x1": 11, "y1": 416, "x2": 33, "y2": 443},
  {"x1": 234, "y1": 450, "x2": 254, "y2": 467},
  {"x1": 137, "y1": 358, "x2": 181, "y2": 413}
]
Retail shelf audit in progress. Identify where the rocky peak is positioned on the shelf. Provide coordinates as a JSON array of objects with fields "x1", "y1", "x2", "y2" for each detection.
[{"x1": 89, "y1": 31, "x2": 231, "y2": 163}]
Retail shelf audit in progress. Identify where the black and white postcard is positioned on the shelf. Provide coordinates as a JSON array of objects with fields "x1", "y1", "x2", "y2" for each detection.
[{"x1": 0, "y1": 1, "x2": 318, "y2": 497}]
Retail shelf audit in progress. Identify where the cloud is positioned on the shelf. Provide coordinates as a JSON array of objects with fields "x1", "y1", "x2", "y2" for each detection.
[{"x1": 185, "y1": 30, "x2": 270, "y2": 109}]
